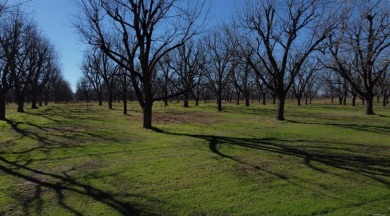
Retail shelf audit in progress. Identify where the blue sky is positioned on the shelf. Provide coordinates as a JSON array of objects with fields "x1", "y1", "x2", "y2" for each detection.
[{"x1": 31, "y1": 0, "x2": 237, "y2": 92}]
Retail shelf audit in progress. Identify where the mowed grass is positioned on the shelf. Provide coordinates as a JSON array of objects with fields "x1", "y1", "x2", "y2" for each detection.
[{"x1": 0, "y1": 99, "x2": 389, "y2": 215}]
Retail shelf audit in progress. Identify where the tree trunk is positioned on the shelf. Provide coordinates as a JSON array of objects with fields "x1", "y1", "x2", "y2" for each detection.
[
  {"x1": 276, "y1": 93, "x2": 286, "y2": 121},
  {"x1": 45, "y1": 95, "x2": 49, "y2": 106},
  {"x1": 31, "y1": 98, "x2": 38, "y2": 109},
  {"x1": 217, "y1": 89, "x2": 222, "y2": 111},
  {"x1": 123, "y1": 93, "x2": 127, "y2": 115},
  {"x1": 0, "y1": 91, "x2": 5, "y2": 120},
  {"x1": 352, "y1": 95, "x2": 356, "y2": 107},
  {"x1": 38, "y1": 97, "x2": 43, "y2": 106},
  {"x1": 195, "y1": 98, "x2": 199, "y2": 106},
  {"x1": 331, "y1": 96, "x2": 334, "y2": 104},
  {"x1": 262, "y1": 93, "x2": 266, "y2": 105},
  {"x1": 98, "y1": 93, "x2": 103, "y2": 106},
  {"x1": 382, "y1": 93, "x2": 387, "y2": 107},
  {"x1": 17, "y1": 96, "x2": 25, "y2": 113},
  {"x1": 364, "y1": 95, "x2": 375, "y2": 115},
  {"x1": 143, "y1": 100, "x2": 153, "y2": 129},
  {"x1": 305, "y1": 96, "x2": 308, "y2": 105},
  {"x1": 108, "y1": 88, "x2": 113, "y2": 109},
  {"x1": 296, "y1": 96, "x2": 301, "y2": 106},
  {"x1": 183, "y1": 92, "x2": 189, "y2": 108},
  {"x1": 245, "y1": 94, "x2": 250, "y2": 107}
]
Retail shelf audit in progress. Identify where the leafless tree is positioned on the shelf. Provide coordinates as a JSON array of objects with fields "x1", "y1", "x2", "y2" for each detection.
[
  {"x1": 171, "y1": 40, "x2": 202, "y2": 108},
  {"x1": 325, "y1": 0, "x2": 390, "y2": 114},
  {"x1": 0, "y1": 9, "x2": 21, "y2": 119},
  {"x1": 201, "y1": 28, "x2": 238, "y2": 111},
  {"x1": 81, "y1": 48, "x2": 106, "y2": 106},
  {"x1": 76, "y1": 76, "x2": 93, "y2": 103},
  {"x1": 291, "y1": 58, "x2": 320, "y2": 105},
  {"x1": 74, "y1": 0, "x2": 206, "y2": 129},
  {"x1": 29, "y1": 36, "x2": 58, "y2": 109},
  {"x1": 241, "y1": 0, "x2": 335, "y2": 120}
]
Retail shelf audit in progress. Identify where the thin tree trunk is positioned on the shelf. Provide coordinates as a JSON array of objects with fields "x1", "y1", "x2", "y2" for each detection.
[
  {"x1": 0, "y1": 91, "x2": 6, "y2": 120},
  {"x1": 108, "y1": 88, "x2": 113, "y2": 109},
  {"x1": 352, "y1": 95, "x2": 356, "y2": 107},
  {"x1": 382, "y1": 93, "x2": 387, "y2": 107}
]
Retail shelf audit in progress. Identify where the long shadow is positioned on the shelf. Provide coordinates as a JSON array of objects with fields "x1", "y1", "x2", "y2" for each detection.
[
  {"x1": 0, "y1": 156, "x2": 139, "y2": 215},
  {"x1": 288, "y1": 119, "x2": 390, "y2": 136},
  {"x1": 152, "y1": 128, "x2": 390, "y2": 186},
  {"x1": 3, "y1": 119, "x2": 159, "y2": 215}
]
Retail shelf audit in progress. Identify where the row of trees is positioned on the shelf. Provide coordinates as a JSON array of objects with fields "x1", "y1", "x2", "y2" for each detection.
[
  {"x1": 74, "y1": 0, "x2": 390, "y2": 129},
  {"x1": 0, "y1": 1, "x2": 73, "y2": 120}
]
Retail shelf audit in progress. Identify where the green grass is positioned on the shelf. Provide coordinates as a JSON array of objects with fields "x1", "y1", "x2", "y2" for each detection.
[{"x1": 0, "y1": 100, "x2": 389, "y2": 215}]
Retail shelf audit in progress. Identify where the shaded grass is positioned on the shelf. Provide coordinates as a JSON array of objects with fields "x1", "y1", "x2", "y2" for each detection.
[{"x1": 0, "y1": 101, "x2": 389, "y2": 215}]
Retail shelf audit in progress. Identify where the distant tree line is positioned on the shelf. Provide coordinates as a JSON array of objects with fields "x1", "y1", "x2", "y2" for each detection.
[
  {"x1": 0, "y1": 1, "x2": 73, "y2": 120},
  {"x1": 73, "y1": 0, "x2": 389, "y2": 129}
]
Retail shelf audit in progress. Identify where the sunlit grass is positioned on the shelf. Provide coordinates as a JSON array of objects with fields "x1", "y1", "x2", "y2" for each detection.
[{"x1": 0, "y1": 100, "x2": 389, "y2": 215}]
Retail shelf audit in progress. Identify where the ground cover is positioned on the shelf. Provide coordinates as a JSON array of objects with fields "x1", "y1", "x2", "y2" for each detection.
[{"x1": 0, "y1": 101, "x2": 389, "y2": 215}]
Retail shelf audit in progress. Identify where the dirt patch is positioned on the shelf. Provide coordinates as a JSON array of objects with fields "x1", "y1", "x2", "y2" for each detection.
[{"x1": 129, "y1": 111, "x2": 219, "y2": 125}]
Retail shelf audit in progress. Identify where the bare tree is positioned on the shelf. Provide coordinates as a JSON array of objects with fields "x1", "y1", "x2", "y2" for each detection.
[
  {"x1": 291, "y1": 58, "x2": 320, "y2": 105},
  {"x1": 74, "y1": 0, "x2": 206, "y2": 129},
  {"x1": 81, "y1": 48, "x2": 105, "y2": 106},
  {"x1": 0, "y1": 9, "x2": 21, "y2": 119},
  {"x1": 201, "y1": 28, "x2": 238, "y2": 111},
  {"x1": 29, "y1": 36, "x2": 58, "y2": 109},
  {"x1": 171, "y1": 40, "x2": 201, "y2": 108},
  {"x1": 76, "y1": 76, "x2": 93, "y2": 103},
  {"x1": 326, "y1": 0, "x2": 390, "y2": 115},
  {"x1": 242, "y1": 0, "x2": 334, "y2": 120},
  {"x1": 377, "y1": 72, "x2": 390, "y2": 106}
]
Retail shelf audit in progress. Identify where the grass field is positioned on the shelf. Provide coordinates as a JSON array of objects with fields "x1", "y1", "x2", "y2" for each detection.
[{"x1": 0, "y1": 100, "x2": 389, "y2": 215}]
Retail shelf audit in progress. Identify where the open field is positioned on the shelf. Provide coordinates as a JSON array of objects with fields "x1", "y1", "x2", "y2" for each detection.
[{"x1": 0, "y1": 101, "x2": 389, "y2": 215}]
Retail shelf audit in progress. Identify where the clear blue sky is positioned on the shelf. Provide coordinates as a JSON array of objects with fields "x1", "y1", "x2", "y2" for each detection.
[{"x1": 30, "y1": 0, "x2": 237, "y2": 92}]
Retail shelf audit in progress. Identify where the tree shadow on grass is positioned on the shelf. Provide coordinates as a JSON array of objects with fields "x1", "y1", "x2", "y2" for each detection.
[
  {"x1": 288, "y1": 119, "x2": 390, "y2": 136},
  {"x1": 2, "y1": 119, "x2": 161, "y2": 215},
  {"x1": 0, "y1": 156, "x2": 140, "y2": 215},
  {"x1": 151, "y1": 128, "x2": 390, "y2": 187}
]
